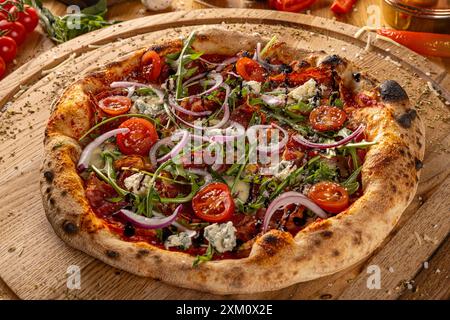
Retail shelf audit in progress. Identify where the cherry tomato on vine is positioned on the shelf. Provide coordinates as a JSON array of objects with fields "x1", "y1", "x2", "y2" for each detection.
[
  {"x1": 192, "y1": 182, "x2": 235, "y2": 223},
  {"x1": 0, "y1": 20, "x2": 26, "y2": 45},
  {"x1": 9, "y1": 5, "x2": 39, "y2": 33},
  {"x1": 0, "y1": 56, "x2": 6, "y2": 79},
  {"x1": 0, "y1": 0, "x2": 17, "y2": 11},
  {"x1": 308, "y1": 181, "x2": 349, "y2": 214},
  {"x1": 0, "y1": 36, "x2": 17, "y2": 63}
]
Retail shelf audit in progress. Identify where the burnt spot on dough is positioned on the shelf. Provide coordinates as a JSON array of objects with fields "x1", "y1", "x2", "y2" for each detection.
[
  {"x1": 106, "y1": 250, "x2": 119, "y2": 259},
  {"x1": 380, "y1": 80, "x2": 408, "y2": 102},
  {"x1": 45, "y1": 187, "x2": 52, "y2": 194},
  {"x1": 332, "y1": 249, "x2": 340, "y2": 257},
  {"x1": 320, "y1": 54, "x2": 343, "y2": 67},
  {"x1": 352, "y1": 230, "x2": 362, "y2": 245},
  {"x1": 152, "y1": 255, "x2": 162, "y2": 264},
  {"x1": 415, "y1": 158, "x2": 423, "y2": 170},
  {"x1": 60, "y1": 190, "x2": 67, "y2": 197},
  {"x1": 49, "y1": 197, "x2": 55, "y2": 206},
  {"x1": 62, "y1": 220, "x2": 78, "y2": 234},
  {"x1": 259, "y1": 233, "x2": 290, "y2": 256},
  {"x1": 43, "y1": 170, "x2": 54, "y2": 183},
  {"x1": 136, "y1": 249, "x2": 149, "y2": 258},
  {"x1": 320, "y1": 230, "x2": 333, "y2": 239},
  {"x1": 396, "y1": 109, "x2": 417, "y2": 129}
]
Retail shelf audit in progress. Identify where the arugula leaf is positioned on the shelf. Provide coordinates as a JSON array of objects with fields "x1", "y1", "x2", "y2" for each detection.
[
  {"x1": 287, "y1": 101, "x2": 313, "y2": 114},
  {"x1": 342, "y1": 167, "x2": 362, "y2": 195},
  {"x1": 175, "y1": 32, "x2": 197, "y2": 99},
  {"x1": 193, "y1": 244, "x2": 214, "y2": 267},
  {"x1": 91, "y1": 161, "x2": 128, "y2": 198},
  {"x1": 305, "y1": 159, "x2": 337, "y2": 184}
]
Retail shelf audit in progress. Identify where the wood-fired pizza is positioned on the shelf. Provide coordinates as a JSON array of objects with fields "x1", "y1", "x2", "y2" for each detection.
[{"x1": 40, "y1": 28, "x2": 425, "y2": 294}]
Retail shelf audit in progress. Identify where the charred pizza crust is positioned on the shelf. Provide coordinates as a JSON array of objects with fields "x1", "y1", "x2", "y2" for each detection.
[{"x1": 40, "y1": 28, "x2": 425, "y2": 294}]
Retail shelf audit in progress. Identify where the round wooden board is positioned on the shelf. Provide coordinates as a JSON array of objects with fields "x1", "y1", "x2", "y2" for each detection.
[{"x1": 0, "y1": 9, "x2": 449, "y2": 300}]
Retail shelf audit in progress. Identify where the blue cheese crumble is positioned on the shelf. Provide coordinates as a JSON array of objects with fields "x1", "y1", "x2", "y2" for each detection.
[
  {"x1": 164, "y1": 232, "x2": 192, "y2": 249},
  {"x1": 203, "y1": 222, "x2": 237, "y2": 253},
  {"x1": 123, "y1": 173, "x2": 150, "y2": 196}
]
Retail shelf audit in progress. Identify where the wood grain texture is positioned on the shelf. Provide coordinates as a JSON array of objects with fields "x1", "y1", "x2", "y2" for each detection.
[
  {"x1": 0, "y1": 9, "x2": 448, "y2": 300},
  {"x1": 398, "y1": 236, "x2": 450, "y2": 300},
  {"x1": 338, "y1": 177, "x2": 450, "y2": 300}
]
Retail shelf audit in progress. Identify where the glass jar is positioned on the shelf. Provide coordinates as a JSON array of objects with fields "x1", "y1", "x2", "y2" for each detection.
[{"x1": 382, "y1": 0, "x2": 450, "y2": 34}]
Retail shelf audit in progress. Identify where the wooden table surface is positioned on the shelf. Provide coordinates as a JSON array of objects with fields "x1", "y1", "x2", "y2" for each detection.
[{"x1": 0, "y1": 0, "x2": 448, "y2": 300}]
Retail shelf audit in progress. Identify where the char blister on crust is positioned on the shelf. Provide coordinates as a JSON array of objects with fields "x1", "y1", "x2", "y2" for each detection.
[{"x1": 380, "y1": 80, "x2": 408, "y2": 102}]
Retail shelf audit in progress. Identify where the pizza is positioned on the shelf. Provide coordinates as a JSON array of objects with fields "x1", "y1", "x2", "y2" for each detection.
[{"x1": 40, "y1": 28, "x2": 425, "y2": 294}]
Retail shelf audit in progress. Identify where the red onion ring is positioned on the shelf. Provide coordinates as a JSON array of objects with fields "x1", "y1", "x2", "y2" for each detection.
[
  {"x1": 151, "y1": 210, "x2": 196, "y2": 237},
  {"x1": 263, "y1": 192, "x2": 327, "y2": 232},
  {"x1": 293, "y1": 125, "x2": 365, "y2": 149},
  {"x1": 149, "y1": 130, "x2": 189, "y2": 167},
  {"x1": 170, "y1": 83, "x2": 230, "y2": 131},
  {"x1": 226, "y1": 71, "x2": 241, "y2": 78},
  {"x1": 168, "y1": 95, "x2": 212, "y2": 117},
  {"x1": 215, "y1": 56, "x2": 239, "y2": 72},
  {"x1": 254, "y1": 42, "x2": 284, "y2": 73},
  {"x1": 77, "y1": 128, "x2": 130, "y2": 172},
  {"x1": 176, "y1": 72, "x2": 223, "y2": 101},
  {"x1": 117, "y1": 205, "x2": 182, "y2": 229},
  {"x1": 261, "y1": 94, "x2": 284, "y2": 107},
  {"x1": 183, "y1": 72, "x2": 208, "y2": 86},
  {"x1": 110, "y1": 81, "x2": 164, "y2": 103}
]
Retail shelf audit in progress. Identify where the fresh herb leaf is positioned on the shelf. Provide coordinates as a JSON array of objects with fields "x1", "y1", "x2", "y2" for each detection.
[
  {"x1": 31, "y1": 0, "x2": 117, "y2": 43},
  {"x1": 342, "y1": 166, "x2": 362, "y2": 195},
  {"x1": 287, "y1": 101, "x2": 313, "y2": 114},
  {"x1": 193, "y1": 244, "x2": 214, "y2": 267},
  {"x1": 305, "y1": 159, "x2": 337, "y2": 184}
]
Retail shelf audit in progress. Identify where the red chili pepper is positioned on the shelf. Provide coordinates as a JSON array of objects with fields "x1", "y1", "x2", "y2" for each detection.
[
  {"x1": 376, "y1": 29, "x2": 450, "y2": 58},
  {"x1": 330, "y1": 0, "x2": 357, "y2": 14},
  {"x1": 268, "y1": 0, "x2": 317, "y2": 13}
]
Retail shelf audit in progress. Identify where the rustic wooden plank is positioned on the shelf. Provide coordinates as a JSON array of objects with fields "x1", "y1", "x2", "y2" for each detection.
[
  {"x1": 0, "y1": 278, "x2": 18, "y2": 300},
  {"x1": 398, "y1": 237, "x2": 450, "y2": 300},
  {"x1": 338, "y1": 176, "x2": 450, "y2": 300},
  {"x1": 0, "y1": 9, "x2": 448, "y2": 300}
]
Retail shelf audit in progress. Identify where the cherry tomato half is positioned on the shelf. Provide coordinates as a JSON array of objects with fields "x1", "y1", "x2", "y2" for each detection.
[
  {"x1": 236, "y1": 57, "x2": 265, "y2": 82},
  {"x1": 117, "y1": 118, "x2": 158, "y2": 156},
  {"x1": 0, "y1": 56, "x2": 6, "y2": 79},
  {"x1": 308, "y1": 181, "x2": 349, "y2": 214},
  {"x1": 98, "y1": 96, "x2": 132, "y2": 116},
  {"x1": 309, "y1": 105, "x2": 347, "y2": 132},
  {"x1": 0, "y1": 36, "x2": 17, "y2": 63},
  {"x1": 0, "y1": 20, "x2": 26, "y2": 45},
  {"x1": 192, "y1": 182, "x2": 235, "y2": 223},
  {"x1": 9, "y1": 5, "x2": 39, "y2": 33},
  {"x1": 141, "y1": 50, "x2": 162, "y2": 82}
]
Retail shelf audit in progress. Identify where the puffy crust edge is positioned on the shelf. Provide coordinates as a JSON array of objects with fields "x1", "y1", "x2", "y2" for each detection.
[{"x1": 40, "y1": 28, "x2": 425, "y2": 294}]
